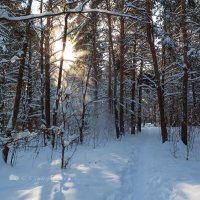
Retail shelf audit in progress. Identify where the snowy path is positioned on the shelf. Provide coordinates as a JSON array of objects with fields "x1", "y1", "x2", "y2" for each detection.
[
  {"x1": 1, "y1": 127, "x2": 200, "y2": 200},
  {"x1": 110, "y1": 127, "x2": 167, "y2": 200},
  {"x1": 112, "y1": 127, "x2": 200, "y2": 200}
]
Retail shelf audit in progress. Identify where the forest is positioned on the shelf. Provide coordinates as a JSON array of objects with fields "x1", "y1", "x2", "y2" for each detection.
[
  {"x1": 0, "y1": 0, "x2": 200, "y2": 167},
  {"x1": 0, "y1": 0, "x2": 200, "y2": 199}
]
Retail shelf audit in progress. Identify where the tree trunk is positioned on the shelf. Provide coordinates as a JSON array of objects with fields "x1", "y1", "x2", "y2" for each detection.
[
  {"x1": 180, "y1": 0, "x2": 190, "y2": 145},
  {"x1": 52, "y1": 13, "x2": 69, "y2": 148},
  {"x1": 137, "y1": 59, "x2": 143, "y2": 132},
  {"x1": 40, "y1": 0, "x2": 45, "y2": 126},
  {"x1": 27, "y1": 39, "x2": 33, "y2": 131},
  {"x1": 108, "y1": 47, "x2": 112, "y2": 112},
  {"x1": 92, "y1": 13, "x2": 98, "y2": 112},
  {"x1": 131, "y1": 35, "x2": 137, "y2": 134},
  {"x1": 0, "y1": 68, "x2": 5, "y2": 132},
  {"x1": 53, "y1": 14, "x2": 69, "y2": 127},
  {"x1": 119, "y1": 15, "x2": 125, "y2": 134},
  {"x1": 2, "y1": 145, "x2": 9, "y2": 163},
  {"x1": 12, "y1": 0, "x2": 33, "y2": 130},
  {"x1": 80, "y1": 66, "x2": 91, "y2": 144},
  {"x1": 61, "y1": 133, "x2": 65, "y2": 168},
  {"x1": 161, "y1": 44, "x2": 165, "y2": 102},
  {"x1": 106, "y1": 0, "x2": 120, "y2": 138},
  {"x1": 44, "y1": 0, "x2": 52, "y2": 129},
  {"x1": 146, "y1": 0, "x2": 167, "y2": 143}
]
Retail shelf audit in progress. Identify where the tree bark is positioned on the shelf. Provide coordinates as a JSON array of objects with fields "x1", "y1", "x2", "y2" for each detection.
[
  {"x1": 92, "y1": 13, "x2": 98, "y2": 112},
  {"x1": 179, "y1": 0, "x2": 190, "y2": 145},
  {"x1": 146, "y1": 0, "x2": 167, "y2": 143},
  {"x1": 40, "y1": 0, "x2": 45, "y2": 125},
  {"x1": 27, "y1": 39, "x2": 33, "y2": 131},
  {"x1": 80, "y1": 66, "x2": 92, "y2": 144},
  {"x1": 44, "y1": 0, "x2": 52, "y2": 129},
  {"x1": 108, "y1": 47, "x2": 112, "y2": 112},
  {"x1": 119, "y1": 15, "x2": 125, "y2": 134},
  {"x1": 137, "y1": 59, "x2": 143, "y2": 132},
  {"x1": 12, "y1": 0, "x2": 33, "y2": 130},
  {"x1": 131, "y1": 35, "x2": 137, "y2": 134},
  {"x1": 2, "y1": 145, "x2": 9, "y2": 163},
  {"x1": 106, "y1": 0, "x2": 120, "y2": 138}
]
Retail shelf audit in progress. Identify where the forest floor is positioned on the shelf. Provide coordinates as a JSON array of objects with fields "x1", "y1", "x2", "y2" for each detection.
[{"x1": 1, "y1": 125, "x2": 200, "y2": 200}]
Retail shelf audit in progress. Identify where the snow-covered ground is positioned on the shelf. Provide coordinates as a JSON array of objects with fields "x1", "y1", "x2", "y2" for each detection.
[{"x1": 1, "y1": 126, "x2": 200, "y2": 200}]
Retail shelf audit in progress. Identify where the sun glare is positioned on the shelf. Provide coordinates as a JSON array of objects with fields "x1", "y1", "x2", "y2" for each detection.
[
  {"x1": 64, "y1": 41, "x2": 75, "y2": 62},
  {"x1": 54, "y1": 40, "x2": 75, "y2": 70}
]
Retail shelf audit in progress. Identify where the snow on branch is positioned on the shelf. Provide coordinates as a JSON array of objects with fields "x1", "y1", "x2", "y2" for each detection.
[
  {"x1": 126, "y1": 2, "x2": 145, "y2": 12},
  {"x1": 0, "y1": 8, "x2": 140, "y2": 21}
]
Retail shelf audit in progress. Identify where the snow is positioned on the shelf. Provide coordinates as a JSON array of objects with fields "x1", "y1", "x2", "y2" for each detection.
[
  {"x1": 0, "y1": 58, "x2": 9, "y2": 64},
  {"x1": 10, "y1": 55, "x2": 20, "y2": 63},
  {"x1": 187, "y1": 48, "x2": 195, "y2": 56},
  {"x1": 126, "y1": 2, "x2": 145, "y2": 11},
  {"x1": 162, "y1": 35, "x2": 175, "y2": 48},
  {"x1": 73, "y1": 0, "x2": 90, "y2": 12},
  {"x1": 1, "y1": 126, "x2": 200, "y2": 200},
  {"x1": 192, "y1": 27, "x2": 200, "y2": 34},
  {"x1": 65, "y1": 87, "x2": 72, "y2": 95},
  {"x1": 0, "y1": 8, "x2": 139, "y2": 21},
  {"x1": 0, "y1": 11, "x2": 55, "y2": 21},
  {"x1": 6, "y1": 114, "x2": 13, "y2": 130}
]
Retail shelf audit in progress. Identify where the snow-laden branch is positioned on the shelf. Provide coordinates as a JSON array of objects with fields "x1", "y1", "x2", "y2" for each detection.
[
  {"x1": 0, "y1": 8, "x2": 140, "y2": 21},
  {"x1": 126, "y1": 2, "x2": 146, "y2": 12}
]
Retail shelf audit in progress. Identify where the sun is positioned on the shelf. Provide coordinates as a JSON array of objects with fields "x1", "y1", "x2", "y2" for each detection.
[
  {"x1": 63, "y1": 40, "x2": 75, "y2": 63},
  {"x1": 54, "y1": 40, "x2": 75, "y2": 70}
]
